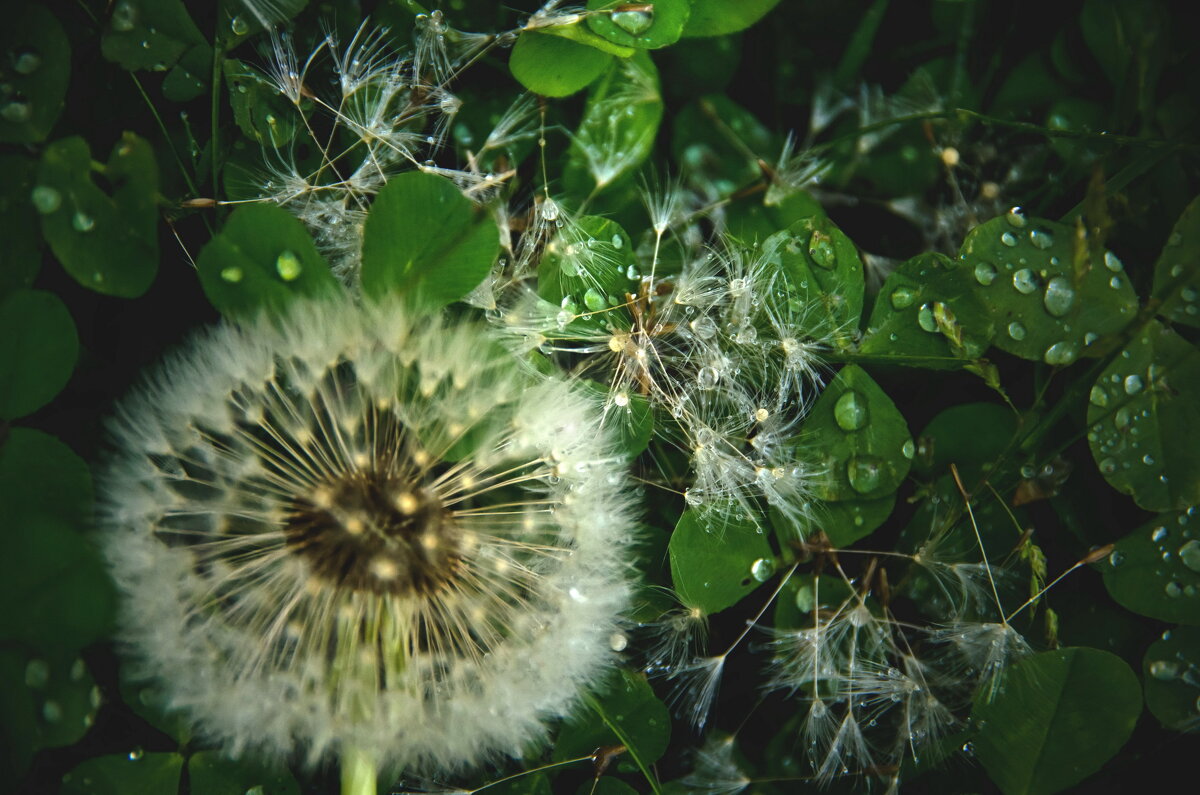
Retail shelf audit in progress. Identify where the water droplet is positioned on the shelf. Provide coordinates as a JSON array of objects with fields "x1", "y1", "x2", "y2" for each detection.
[
  {"x1": 230, "y1": 15, "x2": 249, "y2": 35},
  {"x1": 1013, "y1": 268, "x2": 1038, "y2": 294},
  {"x1": 917, "y1": 303, "x2": 937, "y2": 332},
  {"x1": 1042, "y1": 277, "x2": 1075, "y2": 317},
  {"x1": 1101, "y1": 250, "x2": 1124, "y2": 272},
  {"x1": 1, "y1": 100, "x2": 30, "y2": 123},
  {"x1": 128, "y1": 747, "x2": 144, "y2": 761},
  {"x1": 1108, "y1": 550, "x2": 1125, "y2": 567},
  {"x1": 1143, "y1": 454, "x2": 1155, "y2": 466},
  {"x1": 609, "y1": 631, "x2": 628, "y2": 651},
  {"x1": 808, "y1": 229, "x2": 836, "y2": 269},
  {"x1": 1084, "y1": 332, "x2": 1099, "y2": 346},
  {"x1": 611, "y1": 8, "x2": 654, "y2": 35},
  {"x1": 1124, "y1": 374, "x2": 1144, "y2": 395},
  {"x1": 1165, "y1": 581, "x2": 1184, "y2": 598},
  {"x1": 974, "y1": 262, "x2": 998, "y2": 285},
  {"x1": 1089, "y1": 385, "x2": 1109, "y2": 407},
  {"x1": 1029, "y1": 228, "x2": 1054, "y2": 249},
  {"x1": 24, "y1": 659, "x2": 49, "y2": 688},
  {"x1": 1005, "y1": 207, "x2": 1027, "y2": 228},
  {"x1": 1149, "y1": 660, "x2": 1180, "y2": 680},
  {"x1": 1000, "y1": 231, "x2": 1018, "y2": 247},
  {"x1": 1043, "y1": 341, "x2": 1078, "y2": 366},
  {"x1": 689, "y1": 316, "x2": 717, "y2": 340},
  {"x1": 111, "y1": 0, "x2": 137, "y2": 32},
  {"x1": 275, "y1": 250, "x2": 302, "y2": 281},
  {"x1": 1002, "y1": 321, "x2": 1026, "y2": 341},
  {"x1": 220, "y1": 266, "x2": 243, "y2": 283},
  {"x1": 1179, "y1": 539, "x2": 1200, "y2": 573},
  {"x1": 1110, "y1": 275, "x2": 1122, "y2": 289},
  {"x1": 610, "y1": 232, "x2": 624, "y2": 250},
  {"x1": 1100, "y1": 458, "x2": 1117, "y2": 475},
  {"x1": 1183, "y1": 287, "x2": 1198, "y2": 303},
  {"x1": 30, "y1": 185, "x2": 61, "y2": 214},
  {"x1": 735, "y1": 325, "x2": 758, "y2": 345},
  {"x1": 902, "y1": 439, "x2": 915, "y2": 459},
  {"x1": 583, "y1": 288, "x2": 606, "y2": 313},
  {"x1": 696, "y1": 366, "x2": 720, "y2": 390},
  {"x1": 834, "y1": 391, "x2": 868, "y2": 431},
  {"x1": 14, "y1": 51, "x2": 41, "y2": 75},
  {"x1": 846, "y1": 456, "x2": 884, "y2": 494},
  {"x1": 540, "y1": 199, "x2": 560, "y2": 222},
  {"x1": 1152, "y1": 526, "x2": 1169, "y2": 543},
  {"x1": 751, "y1": 557, "x2": 776, "y2": 582},
  {"x1": 72, "y1": 211, "x2": 95, "y2": 232},
  {"x1": 42, "y1": 700, "x2": 62, "y2": 722},
  {"x1": 1114, "y1": 406, "x2": 1131, "y2": 430},
  {"x1": 890, "y1": 286, "x2": 917, "y2": 309}
]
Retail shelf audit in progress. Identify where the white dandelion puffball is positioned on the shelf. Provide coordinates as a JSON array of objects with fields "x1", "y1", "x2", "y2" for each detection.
[{"x1": 99, "y1": 295, "x2": 635, "y2": 774}]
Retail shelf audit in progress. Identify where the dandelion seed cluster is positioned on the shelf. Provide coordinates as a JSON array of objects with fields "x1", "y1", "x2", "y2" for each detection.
[{"x1": 100, "y1": 296, "x2": 634, "y2": 773}]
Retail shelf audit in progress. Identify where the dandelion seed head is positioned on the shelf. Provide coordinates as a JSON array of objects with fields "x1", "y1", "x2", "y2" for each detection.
[{"x1": 100, "y1": 296, "x2": 635, "y2": 774}]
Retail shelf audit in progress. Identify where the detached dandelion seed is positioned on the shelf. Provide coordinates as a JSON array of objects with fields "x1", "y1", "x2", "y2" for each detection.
[{"x1": 100, "y1": 296, "x2": 635, "y2": 781}]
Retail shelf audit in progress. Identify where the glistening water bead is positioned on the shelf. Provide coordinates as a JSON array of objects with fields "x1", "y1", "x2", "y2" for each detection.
[{"x1": 98, "y1": 296, "x2": 635, "y2": 775}]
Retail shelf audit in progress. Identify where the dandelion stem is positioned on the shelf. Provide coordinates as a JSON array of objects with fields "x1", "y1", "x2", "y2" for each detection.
[
  {"x1": 950, "y1": 463, "x2": 1006, "y2": 623},
  {"x1": 340, "y1": 745, "x2": 378, "y2": 795}
]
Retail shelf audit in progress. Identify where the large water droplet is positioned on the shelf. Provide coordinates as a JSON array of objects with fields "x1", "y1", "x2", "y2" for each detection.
[
  {"x1": 1089, "y1": 385, "x2": 1109, "y2": 407},
  {"x1": 14, "y1": 50, "x2": 42, "y2": 75},
  {"x1": 72, "y1": 211, "x2": 95, "y2": 232},
  {"x1": 1029, "y1": 228, "x2": 1054, "y2": 249},
  {"x1": 808, "y1": 229, "x2": 837, "y2": 269},
  {"x1": 275, "y1": 250, "x2": 302, "y2": 281},
  {"x1": 690, "y1": 316, "x2": 717, "y2": 340},
  {"x1": 1152, "y1": 526, "x2": 1169, "y2": 543},
  {"x1": 751, "y1": 557, "x2": 776, "y2": 582},
  {"x1": 1165, "y1": 581, "x2": 1183, "y2": 598},
  {"x1": 846, "y1": 456, "x2": 885, "y2": 494},
  {"x1": 696, "y1": 366, "x2": 720, "y2": 390},
  {"x1": 1013, "y1": 268, "x2": 1038, "y2": 294},
  {"x1": 1104, "y1": 251, "x2": 1124, "y2": 272},
  {"x1": 1007, "y1": 321, "x2": 1027, "y2": 341},
  {"x1": 2, "y1": 101, "x2": 32, "y2": 123},
  {"x1": 111, "y1": 0, "x2": 138, "y2": 31},
  {"x1": 890, "y1": 286, "x2": 917, "y2": 309},
  {"x1": 974, "y1": 262, "x2": 998, "y2": 285},
  {"x1": 1043, "y1": 341, "x2": 1078, "y2": 366},
  {"x1": 611, "y1": 8, "x2": 654, "y2": 35},
  {"x1": 917, "y1": 303, "x2": 937, "y2": 332},
  {"x1": 834, "y1": 391, "x2": 868, "y2": 431},
  {"x1": 902, "y1": 439, "x2": 915, "y2": 459},
  {"x1": 220, "y1": 266, "x2": 243, "y2": 283},
  {"x1": 230, "y1": 15, "x2": 249, "y2": 35},
  {"x1": 1000, "y1": 231, "x2": 1018, "y2": 247},
  {"x1": 583, "y1": 287, "x2": 606, "y2": 312},
  {"x1": 1042, "y1": 276, "x2": 1075, "y2": 317},
  {"x1": 1179, "y1": 539, "x2": 1200, "y2": 573},
  {"x1": 1108, "y1": 549, "x2": 1125, "y2": 567},
  {"x1": 609, "y1": 632, "x2": 628, "y2": 651},
  {"x1": 1005, "y1": 207, "x2": 1027, "y2": 228},
  {"x1": 1149, "y1": 660, "x2": 1180, "y2": 680},
  {"x1": 1124, "y1": 374, "x2": 1144, "y2": 395},
  {"x1": 30, "y1": 185, "x2": 61, "y2": 214}
]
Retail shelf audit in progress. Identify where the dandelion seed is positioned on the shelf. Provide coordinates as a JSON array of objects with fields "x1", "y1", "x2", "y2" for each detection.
[{"x1": 100, "y1": 295, "x2": 635, "y2": 775}]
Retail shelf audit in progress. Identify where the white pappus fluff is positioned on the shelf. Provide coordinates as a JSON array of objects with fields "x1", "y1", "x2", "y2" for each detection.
[{"x1": 99, "y1": 295, "x2": 636, "y2": 774}]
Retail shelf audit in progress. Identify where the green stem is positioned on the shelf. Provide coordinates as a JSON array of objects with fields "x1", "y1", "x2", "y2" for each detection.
[{"x1": 340, "y1": 745, "x2": 378, "y2": 795}]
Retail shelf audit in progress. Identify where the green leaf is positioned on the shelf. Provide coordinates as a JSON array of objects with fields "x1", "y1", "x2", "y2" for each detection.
[
  {"x1": 669, "y1": 507, "x2": 774, "y2": 614},
  {"x1": 586, "y1": 0, "x2": 692, "y2": 50},
  {"x1": 796, "y1": 365, "x2": 913, "y2": 502},
  {"x1": 860, "y1": 252, "x2": 995, "y2": 367},
  {"x1": 913, "y1": 402, "x2": 1017, "y2": 482},
  {"x1": 102, "y1": 0, "x2": 206, "y2": 73},
  {"x1": 772, "y1": 493, "x2": 897, "y2": 549},
  {"x1": 187, "y1": 751, "x2": 300, "y2": 795},
  {"x1": 761, "y1": 216, "x2": 865, "y2": 347},
  {"x1": 1086, "y1": 321, "x2": 1200, "y2": 511},
  {"x1": 196, "y1": 203, "x2": 339, "y2": 318},
  {"x1": 509, "y1": 31, "x2": 614, "y2": 98},
  {"x1": 0, "y1": 515, "x2": 115, "y2": 654},
  {"x1": 37, "y1": 133, "x2": 159, "y2": 297},
  {"x1": 958, "y1": 212, "x2": 1137, "y2": 365},
  {"x1": 563, "y1": 53, "x2": 663, "y2": 197},
  {"x1": 0, "y1": 5, "x2": 70, "y2": 144},
  {"x1": 223, "y1": 59, "x2": 299, "y2": 147},
  {"x1": 683, "y1": 0, "x2": 782, "y2": 37},
  {"x1": 360, "y1": 171, "x2": 499, "y2": 307},
  {"x1": 217, "y1": 0, "x2": 309, "y2": 45},
  {"x1": 0, "y1": 651, "x2": 100, "y2": 783},
  {"x1": 0, "y1": 290, "x2": 78, "y2": 420},
  {"x1": 725, "y1": 187, "x2": 826, "y2": 246},
  {"x1": 555, "y1": 668, "x2": 671, "y2": 768},
  {"x1": 970, "y1": 647, "x2": 1141, "y2": 795},
  {"x1": 0, "y1": 154, "x2": 43, "y2": 296},
  {"x1": 0, "y1": 428, "x2": 93, "y2": 527},
  {"x1": 1152, "y1": 194, "x2": 1200, "y2": 328},
  {"x1": 672, "y1": 95, "x2": 773, "y2": 198},
  {"x1": 61, "y1": 753, "x2": 184, "y2": 795},
  {"x1": 162, "y1": 43, "x2": 212, "y2": 102},
  {"x1": 1099, "y1": 511, "x2": 1200, "y2": 625},
  {"x1": 1142, "y1": 626, "x2": 1200, "y2": 732}
]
